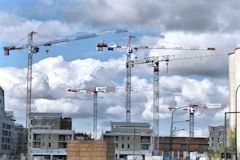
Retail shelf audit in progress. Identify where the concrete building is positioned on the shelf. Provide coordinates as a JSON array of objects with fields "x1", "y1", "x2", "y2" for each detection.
[
  {"x1": 67, "y1": 140, "x2": 115, "y2": 160},
  {"x1": 74, "y1": 132, "x2": 92, "y2": 140},
  {"x1": 102, "y1": 122, "x2": 153, "y2": 160},
  {"x1": 158, "y1": 136, "x2": 209, "y2": 159},
  {"x1": 28, "y1": 112, "x2": 74, "y2": 160},
  {"x1": 208, "y1": 125, "x2": 224, "y2": 152},
  {"x1": 12, "y1": 123, "x2": 28, "y2": 160},
  {"x1": 228, "y1": 48, "x2": 240, "y2": 154},
  {"x1": 0, "y1": 87, "x2": 17, "y2": 159}
]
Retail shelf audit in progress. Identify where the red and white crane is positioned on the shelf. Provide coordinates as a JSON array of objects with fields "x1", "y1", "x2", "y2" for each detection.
[
  {"x1": 168, "y1": 103, "x2": 224, "y2": 137},
  {"x1": 183, "y1": 103, "x2": 224, "y2": 137},
  {"x1": 96, "y1": 36, "x2": 216, "y2": 155},
  {"x1": 3, "y1": 29, "x2": 127, "y2": 128}
]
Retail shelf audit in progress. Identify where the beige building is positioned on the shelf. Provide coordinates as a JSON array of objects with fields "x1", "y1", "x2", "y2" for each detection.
[
  {"x1": 228, "y1": 48, "x2": 240, "y2": 155},
  {"x1": 67, "y1": 140, "x2": 115, "y2": 160}
]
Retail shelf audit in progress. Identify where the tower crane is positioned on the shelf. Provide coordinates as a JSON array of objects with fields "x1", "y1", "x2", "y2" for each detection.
[
  {"x1": 96, "y1": 38, "x2": 216, "y2": 155},
  {"x1": 168, "y1": 103, "x2": 224, "y2": 137},
  {"x1": 68, "y1": 86, "x2": 116, "y2": 140},
  {"x1": 183, "y1": 103, "x2": 224, "y2": 137},
  {"x1": 3, "y1": 29, "x2": 127, "y2": 128}
]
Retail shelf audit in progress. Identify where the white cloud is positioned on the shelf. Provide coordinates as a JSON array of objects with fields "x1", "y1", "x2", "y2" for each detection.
[
  {"x1": 106, "y1": 105, "x2": 125, "y2": 115},
  {"x1": 0, "y1": 12, "x2": 79, "y2": 42},
  {"x1": 0, "y1": 55, "x2": 228, "y2": 135},
  {"x1": 34, "y1": 98, "x2": 78, "y2": 113},
  {"x1": 214, "y1": 106, "x2": 229, "y2": 121}
]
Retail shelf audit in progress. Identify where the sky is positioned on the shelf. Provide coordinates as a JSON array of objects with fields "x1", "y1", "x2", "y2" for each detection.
[{"x1": 0, "y1": 0, "x2": 239, "y2": 138}]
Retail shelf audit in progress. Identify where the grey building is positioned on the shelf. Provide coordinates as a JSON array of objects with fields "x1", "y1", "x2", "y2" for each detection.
[
  {"x1": 102, "y1": 122, "x2": 153, "y2": 160},
  {"x1": 13, "y1": 123, "x2": 28, "y2": 160},
  {"x1": 28, "y1": 112, "x2": 74, "y2": 160},
  {"x1": 208, "y1": 125, "x2": 224, "y2": 152},
  {"x1": 0, "y1": 87, "x2": 17, "y2": 159}
]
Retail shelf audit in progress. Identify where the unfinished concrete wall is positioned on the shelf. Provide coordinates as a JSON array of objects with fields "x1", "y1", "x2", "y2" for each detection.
[{"x1": 67, "y1": 140, "x2": 115, "y2": 160}]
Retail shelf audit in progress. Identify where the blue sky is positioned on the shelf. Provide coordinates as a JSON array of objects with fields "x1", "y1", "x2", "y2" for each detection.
[{"x1": 0, "y1": 0, "x2": 238, "y2": 137}]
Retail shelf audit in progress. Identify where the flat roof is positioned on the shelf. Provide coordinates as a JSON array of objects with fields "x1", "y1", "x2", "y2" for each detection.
[{"x1": 29, "y1": 112, "x2": 62, "y2": 118}]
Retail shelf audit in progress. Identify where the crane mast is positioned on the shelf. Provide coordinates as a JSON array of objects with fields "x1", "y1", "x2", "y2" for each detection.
[
  {"x1": 183, "y1": 103, "x2": 223, "y2": 137},
  {"x1": 153, "y1": 61, "x2": 160, "y2": 155},
  {"x1": 126, "y1": 35, "x2": 135, "y2": 123},
  {"x1": 68, "y1": 86, "x2": 116, "y2": 140},
  {"x1": 26, "y1": 31, "x2": 36, "y2": 127}
]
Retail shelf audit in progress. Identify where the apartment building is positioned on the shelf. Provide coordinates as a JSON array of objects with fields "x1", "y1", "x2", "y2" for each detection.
[
  {"x1": 208, "y1": 125, "x2": 224, "y2": 152},
  {"x1": 28, "y1": 112, "x2": 74, "y2": 160},
  {"x1": 13, "y1": 123, "x2": 28, "y2": 160},
  {"x1": 102, "y1": 122, "x2": 153, "y2": 160},
  {"x1": 0, "y1": 87, "x2": 17, "y2": 159}
]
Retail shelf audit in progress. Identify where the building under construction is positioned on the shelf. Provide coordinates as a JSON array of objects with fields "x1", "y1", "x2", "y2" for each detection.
[
  {"x1": 28, "y1": 112, "x2": 74, "y2": 160},
  {"x1": 102, "y1": 122, "x2": 153, "y2": 159}
]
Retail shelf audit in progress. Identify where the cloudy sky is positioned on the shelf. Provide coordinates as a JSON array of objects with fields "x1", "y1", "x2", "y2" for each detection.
[{"x1": 0, "y1": 0, "x2": 238, "y2": 137}]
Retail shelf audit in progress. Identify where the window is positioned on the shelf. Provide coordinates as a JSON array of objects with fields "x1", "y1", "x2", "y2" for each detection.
[
  {"x1": 141, "y1": 136, "x2": 150, "y2": 143},
  {"x1": 115, "y1": 136, "x2": 118, "y2": 141},
  {"x1": 48, "y1": 143, "x2": 51, "y2": 147},
  {"x1": 181, "y1": 144, "x2": 187, "y2": 150},
  {"x1": 179, "y1": 151, "x2": 184, "y2": 157},
  {"x1": 115, "y1": 143, "x2": 118, "y2": 148},
  {"x1": 122, "y1": 136, "x2": 124, "y2": 141},
  {"x1": 127, "y1": 136, "x2": 130, "y2": 141},
  {"x1": 122, "y1": 144, "x2": 124, "y2": 149},
  {"x1": 164, "y1": 144, "x2": 170, "y2": 149},
  {"x1": 127, "y1": 144, "x2": 130, "y2": 149},
  {"x1": 141, "y1": 144, "x2": 149, "y2": 150},
  {"x1": 174, "y1": 151, "x2": 178, "y2": 158}
]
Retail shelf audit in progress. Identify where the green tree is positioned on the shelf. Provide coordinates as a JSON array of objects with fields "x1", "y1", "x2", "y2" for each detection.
[{"x1": 228, "y1": 128, "x2": 236, "y2": 150}]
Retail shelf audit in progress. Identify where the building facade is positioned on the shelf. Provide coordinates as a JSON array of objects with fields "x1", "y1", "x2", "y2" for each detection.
[
  {"x1": 208, "y1": 125, "x2": 224, "y2": 152},
  {"x1": 12, "y1": 123, "x2": 28, "y2": 160},
  {"x1": 28, "y1": 112, "x2": 74, "y2": 160},
  {"x1": 0, "y1": 87, "x2": 17, "y2": 159},
  {"x1": 158, "y1": 136, "x2": 209, "y2": 159},
  {"x1": 102, "y1": 122, "x2": 153, "y2": 160}
]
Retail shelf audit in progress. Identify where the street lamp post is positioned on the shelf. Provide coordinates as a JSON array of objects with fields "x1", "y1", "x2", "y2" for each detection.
[{"x1": 169, "y1": 106, "x2": 189, "y2": 158}]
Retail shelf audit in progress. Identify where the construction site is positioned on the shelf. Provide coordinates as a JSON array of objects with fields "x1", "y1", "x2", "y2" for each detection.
[{"x1": 0, "y1": 26, "x2": 238, "y2": 160}]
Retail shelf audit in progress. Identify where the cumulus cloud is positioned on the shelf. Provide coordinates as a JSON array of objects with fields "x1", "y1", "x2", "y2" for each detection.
[
  {"x1": 0, "y1": 55, "x2": 229, "y2": 136},
  {"x1": 106, "y1": 105, "x2": 125, "y2": 115}
]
